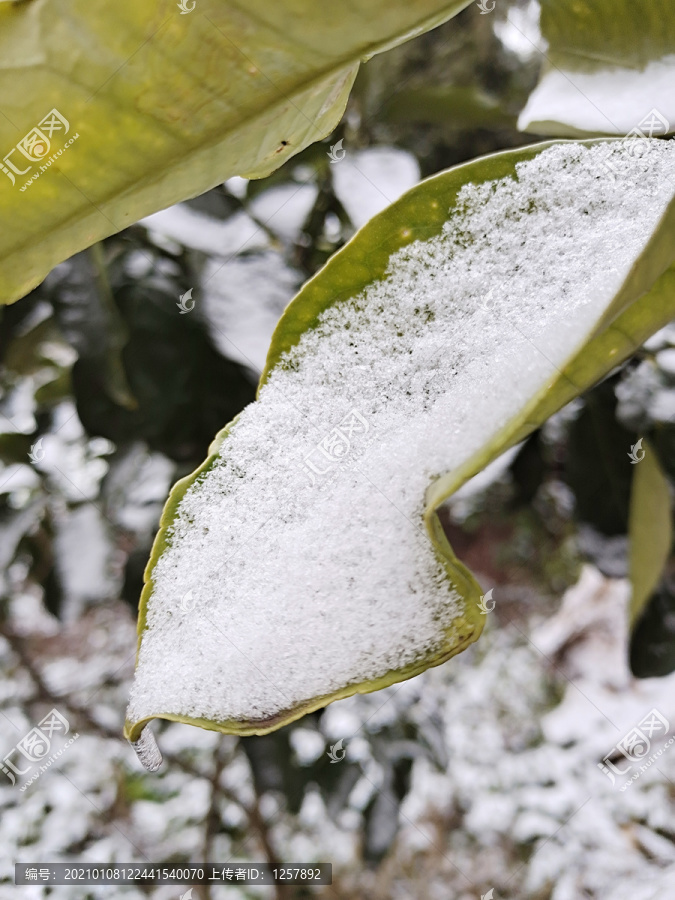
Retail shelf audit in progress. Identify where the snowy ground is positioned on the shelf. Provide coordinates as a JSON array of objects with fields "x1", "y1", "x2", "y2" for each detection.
[{"x1": 2, "y1": 562, "x2": 674, "y2": 899}]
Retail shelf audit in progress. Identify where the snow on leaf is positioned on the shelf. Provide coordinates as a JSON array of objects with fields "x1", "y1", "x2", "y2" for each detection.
[
  {"x1": 519, "y1": 0, "x2": 675, "y2": 136},
  {"x1": 126, "y1": 139, "x2": 675, "y2": 760}
]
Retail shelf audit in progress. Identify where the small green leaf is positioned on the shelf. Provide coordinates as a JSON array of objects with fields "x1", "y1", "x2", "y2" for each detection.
[
  {"x1": 0, "y1": 0, "x2": 472, "y2": 307},
  {"x1": 628, "y1": 440, "x2": 672, "y2": 626},
  {"x1": 564, "y1": 379, "x2": 634, "y2": 537},
  {"x1": 627, "y1": 439, "x2": 675, "y2": 678}
]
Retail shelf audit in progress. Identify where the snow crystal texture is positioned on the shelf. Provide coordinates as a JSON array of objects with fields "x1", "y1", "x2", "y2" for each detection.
[{"x1": 128, "y1": 141, "x2": 675, "y2": 727}]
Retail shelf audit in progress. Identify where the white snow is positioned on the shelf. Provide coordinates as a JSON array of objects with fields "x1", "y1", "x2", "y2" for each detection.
[
  {"x1": 104, "y1": 443, "x2": 176, "y2": 537},
  {"x1": 615, "y1": 360, "x2": 662, "y2": 425},
  {"x1": 644, "y1": 322, "x2": 675, "y2": 351},
  {"x1": 655, "y1": 347, "x2": 675, "y2": 376},
  {"x1": 332, "y1": 147, "x2": 420, "y2": 228},
  {"x1": 649, "y1": 387, "x2": 675, "y2": 422},
  {"x1": 127, "y1": 141, "x2": 675, "y2": 732},
  {"x1": 248, "y1": 183, "x2": 318, "y2": 242},
  {"x1": 34, "y1": 401, "x2": 109, "y2": 488},
  {"x1": 141, "y1": 205, "x2": 269, "y2": 256},
  {"x1": 53, "y1": 504, "x2": 115, "y2": 620},
  {"x1": 202, "y1": 251, "x2": 300, "y2": 372},
  {"x1": 615, "y1": 351, "x2": 675, "y2": 426},
  {"x1": 494, "y1": 0, "x2": 544, "y2": 62},
  {"x1": 224, "y1": 175, "x2": 248, "y2": 199},
  {"x1": 289, "y1": 726, "x2": 326, "y2": 765},
  {"x1": 519, "y1": 56, "x2": 675, "y2": 135},
  {"x1": 3, "y1": 567, "x2": 675, "y2": 897}
]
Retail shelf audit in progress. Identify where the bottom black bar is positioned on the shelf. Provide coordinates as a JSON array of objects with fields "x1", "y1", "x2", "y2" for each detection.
[{"x1": 15, "y1": 863, "x2": 332, "y2": 885}]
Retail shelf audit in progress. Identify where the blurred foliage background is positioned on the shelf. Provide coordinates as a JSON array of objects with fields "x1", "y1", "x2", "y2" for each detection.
[{"x1": 1, "y1": 2, "x2": 675, "y2": 898}]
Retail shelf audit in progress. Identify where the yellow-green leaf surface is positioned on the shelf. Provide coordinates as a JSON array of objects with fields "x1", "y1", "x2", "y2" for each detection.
[
  {"x1": 628, "y1": 441, "x2": 672, "y2": 626},
  {"x1": 125, "y1": 138, "x2": 675, "y2": 762},
  {"x1": 0, "y1": 0, "x2": 472, "y2": 308},
  {"x1": 519, "y1": 0, "x2": 675, "y2": 137}
]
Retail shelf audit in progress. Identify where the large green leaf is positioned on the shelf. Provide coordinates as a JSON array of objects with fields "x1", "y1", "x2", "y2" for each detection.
[
  {"x1": 0, "y1": 0, "x2": 471, "y2": 308},
  {"x1": 519, "y1": 0, "x2": 675, "y2": 137},
  {"x1": 125, "y1": 138, "x2": 675, "y2": 764}
]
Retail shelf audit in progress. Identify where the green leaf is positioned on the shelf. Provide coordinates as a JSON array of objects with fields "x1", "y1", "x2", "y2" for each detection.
[
  {"x1": 381, "y1": 86, "x2": 515, "y2": 130},
  {"x1": 630, "y1": 579, "x2": 675, "y2": 678},
  {"x1": 125, "y1": 138, "x2": 675, "y2": 758},
  {"x1": 48, "y1": 246, "x2": 137, "y2": 411},
  {"x1": 627, "y1": 440, "x2": 672, "y2": 626},
  {"x1": 51, "y1": 253, "x2": 258, "y2": 465},
  {"x1": 0, "y1": 0, "x2": 472, "y2": 308},
  {"x1": 519, "y1": 0, "x2": 675, "y2": 137},
  {"x1": 564, "y1": 379, "x2": 634, "y2": 536},
  {"x1": 627, "y1": 439, "x2": 675, "y2": 678}
]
